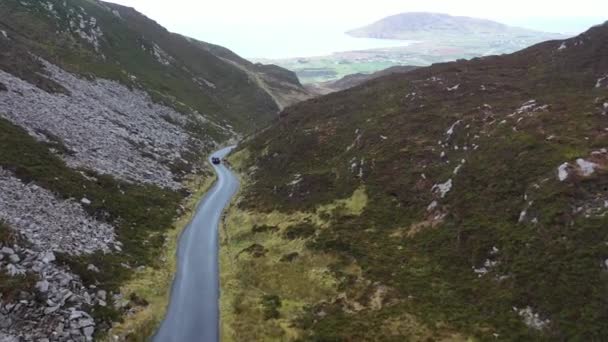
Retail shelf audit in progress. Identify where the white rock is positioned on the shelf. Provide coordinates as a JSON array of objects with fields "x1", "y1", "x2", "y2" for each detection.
[
  {"x1": 151, "y1": 43, "x2": 173, "y2": 66},
  {"x1": 69, "y1": 310, "x2": 85, "y2": 320},
  {"x1": 87, "y1": 264, "x2": 100, "y2": 273},
  {"x1": 6, "y1": 264, "x2": 24, "y2": 276},
  {"x1": 432, "y1": 179, "x2": 453, "y2": 198},
  {"x1": 453, "y1": 164, "x2": 463, "y2": 175},
  {"x1": 446, "y1": 120, "x2": 461, "y2": 136},
  {"x1": 557, "y1": 163, "x2": 569, "y2": 181},
  {"x1": 96, "y1": 290, "x2": 107, "y2": 301},
  {"x1": 518, "y1": 209, "x2": 527, "y2": 223},
  {"x1": 83, "y1": 326, "x2": 94, "y2": 340},
  {"x1": 516, "y1": 306, "x2": 550, "y2": 330},
  {"x1": 80, "y1": 197, "x2": 92, "y2": 205},
  {"x1": 596, "y1": 75, "x2": 608, "y2": 88},
  {"x1": 1, "y1": 247, "x2": 15, "y2": 255},
  {"x1": 44, "y1": 305, "x2": 60, "y2": 315},
  {"x1": 576, "y1": 158, "x2": 597, "y2": 176},
  {"x1": 8, "y1": 254, "x2": 20, "y2": 263},
  {"x1": 36, "y1": 280, "x2": 50, "y2": 293},
  {"x1": 41, "y1": 251, "x2": 55, "y2": 263},
  {"x1": 288, "y1": 174, "x2": 302, "y2": 186}
]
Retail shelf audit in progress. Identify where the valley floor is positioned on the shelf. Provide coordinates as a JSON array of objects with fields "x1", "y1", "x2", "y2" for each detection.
[
  {"x1": 108, "y1": 175, "x2": 217, "y2": 340},
  {"x1": 219, "y1": 150, "x2": 468, "y2": 341}
]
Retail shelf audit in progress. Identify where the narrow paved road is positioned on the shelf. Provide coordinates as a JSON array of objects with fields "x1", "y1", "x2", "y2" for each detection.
[{"x1": 153, "y1": 146, "x2": 239, "y2": 342}]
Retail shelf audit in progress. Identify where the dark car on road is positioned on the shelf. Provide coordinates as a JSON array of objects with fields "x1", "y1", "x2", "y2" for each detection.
[{"x1": 211, "y1": 157, "x2": 221, "y2": 165}]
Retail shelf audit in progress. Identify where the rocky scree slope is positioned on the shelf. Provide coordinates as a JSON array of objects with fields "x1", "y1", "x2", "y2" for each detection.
[
  {"x1": 229, "y1": 22, "x2": 608, "y2": 341},
  {"x1": 0, "y1": 0, "x2": 305, "y2": 340}
]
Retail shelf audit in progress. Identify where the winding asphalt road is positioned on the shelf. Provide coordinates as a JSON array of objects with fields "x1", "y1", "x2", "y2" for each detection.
[{"x1": 153, "y1": 146, "x2": 239, "y2": 342}]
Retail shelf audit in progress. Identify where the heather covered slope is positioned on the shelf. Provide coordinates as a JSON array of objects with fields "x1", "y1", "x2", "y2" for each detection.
[{"x1": 223, "y1": 23, "x2": 608, "y2": 341}]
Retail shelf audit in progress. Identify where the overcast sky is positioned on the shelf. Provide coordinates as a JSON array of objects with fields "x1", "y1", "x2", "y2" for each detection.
[{"x1": 104, "y1": 0, "x2": 607, "y2": 58}]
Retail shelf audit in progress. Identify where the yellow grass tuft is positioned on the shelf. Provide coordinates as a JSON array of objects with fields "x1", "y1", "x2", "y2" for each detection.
[{"x1": 219, "y1": 180, "x2": 368, "y2": 341}]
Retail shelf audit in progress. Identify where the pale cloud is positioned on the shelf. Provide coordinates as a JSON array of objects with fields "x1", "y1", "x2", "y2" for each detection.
[
  {"x1": 102, "y1": 0, "x2": 607, "y2": 58},
  {"x1": 104, "y1": 0, "x2": 608, "y2": 24}
]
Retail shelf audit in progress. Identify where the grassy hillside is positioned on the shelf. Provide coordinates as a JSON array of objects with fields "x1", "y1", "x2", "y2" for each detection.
[{"x1": 223, "y1": 22, "x2": 608, "y2": 341}]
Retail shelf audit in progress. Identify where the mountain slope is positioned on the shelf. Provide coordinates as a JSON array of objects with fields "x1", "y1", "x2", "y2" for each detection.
[
  {"x1": 347, "y1": 12, "x2": 562, "y2": 41},
  {"x1": 0, "y1": 0, "x2": 306, "y2": 340},
  {"x1": 307, "y1": 65, "x2": 419, "y2": 95},
  {"x1": 0, "y1": 0, "x2": 307, "y2": 133},
  {"x1": 223, "y1": 22, "x2": 608, "y2": 341},
  {"x1": 194, "y1": 40, "x2": 313, "y2": 111}
]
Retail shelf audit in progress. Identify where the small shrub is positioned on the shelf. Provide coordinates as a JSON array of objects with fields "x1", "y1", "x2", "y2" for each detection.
[
  {"x1": 283, "y1": 222, "x2": 316, "y2": 240},
  {"x1": 261, "y1": 294, "x2": 281, "y2": 320}
]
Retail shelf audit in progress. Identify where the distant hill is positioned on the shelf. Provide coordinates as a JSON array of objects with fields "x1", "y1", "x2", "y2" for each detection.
[
  {"x1": 306, "y1": 65, "x2": 419, "y2": 95},
  {"x1": 347, "y1": 12, "x2": 563, "y2": 41},
  {"x1": 265, "y1": 14, "x2": 568, "y2": 85}
]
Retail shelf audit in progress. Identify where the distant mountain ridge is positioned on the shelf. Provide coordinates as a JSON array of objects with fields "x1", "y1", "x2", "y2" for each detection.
[{"x1": 347, "y1": 12, "x2": 564, "y2": 40}]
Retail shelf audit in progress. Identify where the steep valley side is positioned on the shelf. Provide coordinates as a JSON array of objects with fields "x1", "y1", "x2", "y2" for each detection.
[
  {"x1": 221, "y1": 22, "x2": 608, "y2": 341},
  {"x1": 0, "y1": 0, "x2": 308, "y2": 340}
]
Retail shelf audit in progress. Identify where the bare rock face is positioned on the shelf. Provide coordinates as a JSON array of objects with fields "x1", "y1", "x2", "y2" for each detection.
[
  {"x1": 0, "y1": 168, "x2": 115, "y2": 255},
  {"x1": 0, "y1": 59, "x2": 210, "y2": 190}
]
